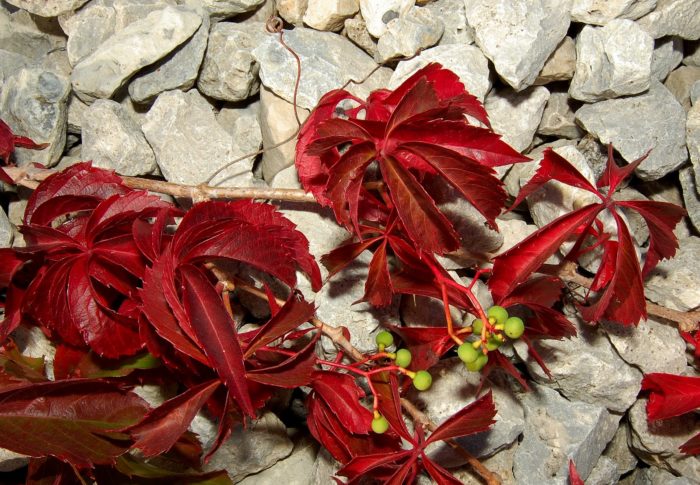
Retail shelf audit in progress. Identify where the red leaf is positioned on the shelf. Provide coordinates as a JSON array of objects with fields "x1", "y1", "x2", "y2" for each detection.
[
  {"x1": 246, "y1": 337, "x2": 318, "y2": 388},
  {"x1": 337, "y1": 450, "x2": 413, "y2": 480},
  {"x1": 371, "y1": 372, "x2": 414, "y2": 443},
  {"x1": 680, "y1": 432, "x2": 700, "y2": 455},
  {"x1": 310, "y1": 370, "x2": 371, "y2": 435},
  {"x1": 127, "y1": 380, "x2": 220, "y2": 457},
  {"x1": 179, "y1": 264, "x2": 255, "y2": 418},
  {"x1": 641, "y1": 373, "x2": 700, "y2": 421},
  {"x1": 490, "y1": 204, "x2": 602, "y2": 301},
  {"x1": 597, "y1": 145, "x2": 649, "y2": 193},
  {"x1": 321, "y1": 236, "x2": 383, "y2": 278},
  {"x1": 422, "y1": 455, "x2": 463, "y2": 485},
  {"x1": 425, "y1": 391, "x2": 497, "y2": 444},
  {"x1": 0, "y1": 119, "x2": 49, "y2": 184},
  {"x1": 362, "y1": 241, "x2": 393, "y2": 307},
  {"x1": 569, "y1": 459, "x2": 585, "y2": 485},
  {"x1": 0, "y1": 379, "x2": 148, "y2": 467}
]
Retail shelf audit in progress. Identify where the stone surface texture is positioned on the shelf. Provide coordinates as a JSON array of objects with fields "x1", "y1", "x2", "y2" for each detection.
[
  {"x1": 537, "y1": 91, "x2": 583, "y2": 139},
  {"x1": 665, "y1": 65, "x2": 700, "y2": 110},
  {"x1": 423, "y1": 0, "x2": 474, "y2": 45},
  {"x1": 376, "y1": 6, "x2": 444, "y2": 62},
  {"x1": 571, "y1": 0, "x2": 657, "y2": 25},
  {"x1": 485, "y1": 86, "x2": 550, "y2": 152},
  {"x1": 359, "y1": 0, "x2": 414, "y2": 38},
  {"x1": 644, "y1": 235, "x2": 700, "y2": 311},
  {"x1": 651, "y1": 36, "x2": 684, "y2": 81},
  {"x1": 303, "y1": 0, "x2": 359, "y2": 31},
  {"x1": 5, "y1": 0, "x2": 89, "y2": 17},
  {"x1": 534, "y1": 36, "x2": 577, "y2": 85},
  {"x1": 637, "y1": 0, "x2": 700, "y2": 40}
]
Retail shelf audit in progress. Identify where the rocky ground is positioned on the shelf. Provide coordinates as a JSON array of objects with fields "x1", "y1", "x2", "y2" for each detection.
[{"x1": 1, "y1": 0, "x2": 700, "y2": 484}]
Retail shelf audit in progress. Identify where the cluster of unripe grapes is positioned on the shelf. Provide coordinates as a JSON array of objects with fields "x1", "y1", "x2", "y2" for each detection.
[{"x1": 458, "y1": 305, "x2": 525, "y2": 372}]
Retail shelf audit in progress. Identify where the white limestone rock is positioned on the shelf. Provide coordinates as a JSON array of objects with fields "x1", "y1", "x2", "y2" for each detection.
[
  {"x1": 376, "y1": 6, "x2": 444, "y2": 62},
  {"x1": 637, "y1": 0, "x2": 700, "y2": 40},
  {"x1": 237, "y1": 437, "x2": 318, "y2": 485},
  {"x1": 537, "y1": 92, "x2": 583, "y2": 139},
  {"x1": 569, "y1": 19, "x2": 654, "y2": 102},
  {"x1": 465, "y1": 0, "x2": 572, "y2": 91},
  {"x1": 534, "y1": 36, "x2": 577, "y2": 85},
  {"x1": 197, "y1": 21, "x2": 265, "y2": 102},
  {"x1": 200, "y1": 0, "x2": 266, "y2": 19},
  {"x1": 423, "y1": 0, "x2": 474, "y2": 45},
  {"x1": 575, "y1": 82, "x2": 688, "y2": 181},
  {"x1": 485, "y1": 86, "x2": 550, "y2": 152},
  {"x1": 5, "y1": 0, "x2": 89, "y2": 17},
  {"x1": 278, "y1": 0, "x2": 307, "y2": 25},
  {"x1": 0, "y1": 10, "x2": 57, "y2": 61},
  {"x1": 644, "y1": 235, "x2": 700, "y2": 312},
  {"x1": 389, "y1": 44, "x2": 491, "y2": 101},
  {"x1": 665, "y1": 65, "x2": 700, "y2": 110},
  {"x1": 571, "y1": 0, "x2": 657, "y2": 25},
  {"x1": 651, "y1": 36, "x2": 684, "y2": 81},
  {"x1": 0, "y1": 208, "x2": 13, "y2": 249},
  {"x1": 359, "y1": 0, "x2": 414, "y2": 38},
  {"x1": 80, "y1": 100, "x2": 157, "y2": 176},
  {"x1": 71, "y1": 6, "x2": 202, "y2": 102},
  {"x1": 680, "y1": 166, "x2": 700, "y2": 233},
  {"x1": 303, "y1": 0, "x2": 359, "y2": 31}
]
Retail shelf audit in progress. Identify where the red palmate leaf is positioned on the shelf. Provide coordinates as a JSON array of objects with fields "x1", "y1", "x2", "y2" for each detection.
[
  {"x1": 680, "y1": 433, "x2": 700, "y2": 455},
  {"x1": 362, "y1": 240, "x2": 393, "y2": 306},
  {"x1": 569, "y1": 459, "x2": 585, "y2": 485},
  {"x1": 422, "y1": 457, "x2": 463, "y2": 485},
  {"x1": 309, "y1": 370, "x2": 371, "y2": 435},
  {"x1": 179, "y1": 264, "x2": 254, "y2": 418},
  {"x1": 0, "y1": 379, "x2": 148, "y2": 467},
  {"x1": 127, "y1": 379, "x2": 220, "y2": 457},
  {"x1": 0, "y1": 118, "x2": 49, "y2": 185},
  {"x1": 424, "y1": 391, "x2": 497, "y2": 444},
  {"x1": 246, "y1": 336, "x2": 318, "y2": 388},
  {"x1": 641, "y1": 373, "x2": 700, "y2": 421}
]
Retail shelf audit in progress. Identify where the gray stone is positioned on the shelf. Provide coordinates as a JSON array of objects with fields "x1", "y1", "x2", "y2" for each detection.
[
  {"x1": 602, "y1": 422, "x2": 637, "y2": 476},
  {"x1": 465, "y1": 0, "x2": 572, "y2": 91},
  {"x1": 200, "y1": 0, "x2": 265, "y2": 19},
  {"x1": 13, "y1": 325, "x2": 56, "y2": 380},
  {"x1": 415, "y1": 358, "x2": 524, "y2": 462},
  {"x1": 0, "y1": 10, "x2": 56, "y2": 60},
  {"x1": 496, "y1": 218, "x2": 538, "y2": 255},
  {"x1": 0, "y1": 50, "x2": 33, "y2": 92},
  {"x1": 389, "y1": 43, "x2": 491, "y2": 101},
  {"x1": 359, "y1": 0, "x2": 414, "y2": 38},
  {"x1": 504, "y1": 139, "x2": 576, "y2": 197},
  {"x1": 689, "y1": 102, "x2": 700, "y2": 180},
  {"x1": 344, "y1": 15, "x2": 378, "y2": 57},
  {"x1": 629, "y1": 398, "x2": 700, "y2": 480},
  {"x1": 142, "y1": 89, "x2": 256, "y2": 187},
  {"x1": 5, "y1": 0, "x2": 89, "y2": 17},
  {"x1": 569, "y1": 20, "x2": 654, "y2": 102},
  {"x1": 303, "y1": 0, "x2": 358, "y2": 31},
  {"x1": 575, "y1": 82, "x2": 688, "y2": 181},
  {"x1": 571, "y1": 0, "x2": 657, "y2": 25},
  {"x1": 259, "y1": 86, "x2": 310, "y2": 182},
  {"x1": 680, "y1": 166, "x2": 700, "y2": 232},
  {"x1": 585, "y1": 456, "x2": 619, "y2": 485},
  {"x1": 633, "y1": 466, "x2": 698, "y2": 484},
  {"x1": 451, "y1": 442, "x2": 517, "y2": 485},
  {"x1": 237, "y1": 437, "x2": 318, "y2": 485},
  {"x1": 485, "y1": 86, "x2": 550, "y2": 153},
  {"x1": 252, "y1": 28, "x2": 380, "y2": 110},
  {"x1": 513, "y1": 383, "x2": 621, "y2": 484},
  {"x1": 200, "y1": 412, "x2": 293, "y2": 481},
  {"x1": 217, "y1": 101, "x2": 263, "y2": 170},
  {"x1": 0, "y1": 68, "x2": 70, "y2": 167},
  {"x1": 645, "y1": 235, "x2": 700, "y2": 311},
  {"x1": 128, "y1": 6, "x2": 209, "y2": 104},
  {"x1": 0, "y1": 208, "x2": 13, "y2": 249},
  {"x1": 692, "y1": 80, "x2": 700, "y2": 104},
  {"x1": 616, "y1": 187, "x2": 651, "y2": 245},
  {"x1": 80, "y1": 100, "x2": 157, "y2": 176},
  {"x1": 513, "y1": 317, "x2": 642, "y2": 413},
  {"x1": 534, "y1": 36, "x2": 577, "y2": 85},
  {"x1": 651, "y1": 37, "x2": 684, "y2": 81},
  {"x1": 637, "y1": 0, "x2": 700, "y2": 40},
  {"x1": 310, "y1": 448, "x2": 341, "y2": 484},
  {"x1": 376, "y1": 6, "x2": 444, "y2": 62},
  {"x1": 0, "y1": 448, "x2": 28, "y2": 472},
  {"x1": 278, "y1": 0, "x2": 307, "y2": 25},
  {"x1": 665, "y1": 65, "x2": 700, "y2": 110},
  {"x1": 423, "y1": 0, "x2": 474, "y2": 45},
  {"x1": 603, "y1": 317, "x2": 687, "y2": 374},
  {"x1": 197, "y1": 21, "x2": 265, "y2": 102},
  {"x1": 71, "y1": 6, "x2": 202, "y2": 102},
  {"x1": 537, "y1": 92, "x2": 583, "y2": 139}
]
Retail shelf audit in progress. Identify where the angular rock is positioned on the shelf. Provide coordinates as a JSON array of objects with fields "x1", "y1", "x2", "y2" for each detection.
[
  {"x1": 602, "y1": 422, "x2": 637, "y2": 476},
  {"x1": 217, "y1": 101, "x2": 263, "y2": 163},
  {"x1": 629, "y1": 398, "x2": 700, "y2": 481},
  {"x1": 644, "y1": 235, "x2": 700, "y2": 311},
  {"x1": 200, "y1": 412, "x2": 294, "y2": 481},
  {"x1": 311, "y1": 448, "x2": 341, "y2": 484},
  {"x1": 197, "y1": 21, "x2": 265, "y2": 102},
  {"x1": 142, "y1": 89, "x2": 255, "y2": 187},
  {"x1": 13, "y1": 325, "x2": 56, "y2": 380},
  {"x1": 81, "y1": 99, "x2": 157, "y2": 176},
  {"x1": 128, "y1": 6, "x2": 209, "y2": 104},
  {"x1": 485, "y1": 86, "x2": 550, "y2": 152},
  {"x1": 278, "y1": 0, "x2": 307, "y2": 25},
  {"x1": 423, "y1": 0, "x2": 474, "y2": 46},
  {"x1": 259, "y1": 86, "x2": 310, "y2": 181},
  {"x1": 5, "y1": 0, "x2": 89, "y2": 17},
  {"x1": 303, "y1": 0, "x2": 358, "y2": 31},
  {"x1": 465, "y1": 0, "x2": 571, "y2": 91},
  {"x1": 252, "y1": 28, "x2": 380, "y2": 110},
  {"x1": 0, "y1": 208, "x2": 13, "y2": 249},
  {"x1": 603, "y1": 318, "x2": 687, "y2": 375},
  {"x1": 376, "y1": 6, "x2": 444, "y2": 62},
  {"x1": 537, "y1": 91, "x2": 583, "y2": 139},
  {"x1": 570, "y1": 20, "x2": 653, "y2": 102},
  {"x1": 71, "y1": 6, "x2": 202, "y2": 102},
  {"x1": 359, "y1": 0, "x2": 414, "y2": 38},
  {"x1": 504, "y1": 139, "x2": 576, "y2": 197},
  {"x1": 637, "y1": 0, "x2": 700, "y2": 40},
  {"x1": 692, "y1": 80, "x2": 700, "y2": 104},
  {"x1": 343, "y1": 15, "x2": 378, "y2": 58},
  {"x1": 200, "y1": 0, "x2": 266, "y2": 19},
  {"x1": 513, "y1": 317, "x2": 642, "y2": 412},
  {"x1": 534, "y1": 36, "x2": 577, "y2": 85},
  {"x1": 416, "y1": 358, "x2": 524, "y2": 462},
  {"x1": 0, "y1": 10, "x2": 56, "y2": 60},
  {"x1": 496, "y1": 218, "x2": 538, "y2": 255},
  {"x1": 0, "y1": 448, "x2": 28, "y2": 472},
  {"x1": 452, "y1": 443, "x2": 517, "y2": 484},
  {"x1": 632, "y1": 466, "x2": 698, "y2": 484},
  {"x1": 585, "y1": 456, "x2": 619, "y2": 485},
  {"x1": 689, "y1": 102, "x2": 700, "y2": 177},
  {"x1": 513, "y1": 383, "x2": 620, "y2": 484},
  {"x1": 665, "y1": 65, "x2": 700, "y2": 110},
  {"x1": 571, "y1": 0, "x2": 657, "y2": 25},
  {"x1": 680, "y1": 166, "x2": 700, "y2": 232},
  {"x1": 237, "y1": 437, "x2": 318, "y2": 485},
  {"x1": 651, "y1": 36, "x2": 684, "y2": 81},
  {"x1": 389, "y1": 44, "x2": 491, "y2": 101},
  {"x1": 0, "y1": 68, "x2": 70, "y2": 167},
  {"x1": 575, "y1": 81, "x2": 688, "y2": 181},
  {"x1": 0, "y1": 50, "x2": 33, "y2": 92}
]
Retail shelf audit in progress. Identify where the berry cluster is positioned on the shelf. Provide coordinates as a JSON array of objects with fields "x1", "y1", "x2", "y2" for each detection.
[{"x1": 458, "y1": 306, "x2": 526, "y2": 372}]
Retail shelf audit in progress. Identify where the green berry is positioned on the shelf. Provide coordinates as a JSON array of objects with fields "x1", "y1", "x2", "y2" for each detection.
[
  {"x1": 457, "y1": 342, "x2": 479, "y2": 364},
  {"x1": 466, "y1": 353, "x2": 488, "y2": 372},
  {"x1": 472, "y1": 318, "x2": 484, "y2": 334},
  {"x1": 504, "y1": 316, "x2": 525, "y2": 339},
  {"x1": 375, "y1": 330, "x2": 394, "y2": 348},
  {"x1": 485, "y1": 336, "x2": 502, "y2": 351},
  {"x1": 371, "y1": 414, "x2": 390, "y2": 434},
  {"x1": 487, "y1": 306, "x2": 509, "y2": 326},
  {"x1": 395, "y1": 348, "x2": 412, "y2": 368},
  {"x1": 412, "y1": 370, "x2": 432, "y2": 391}
]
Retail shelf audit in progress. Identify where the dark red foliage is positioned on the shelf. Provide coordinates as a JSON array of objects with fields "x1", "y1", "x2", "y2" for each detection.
[
  {"x1": 0, "y1": 119, "x2": 49, "y2": 185},
  {"x1": 569, "y1": 459, "x2": 584, "y2": 485}
]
